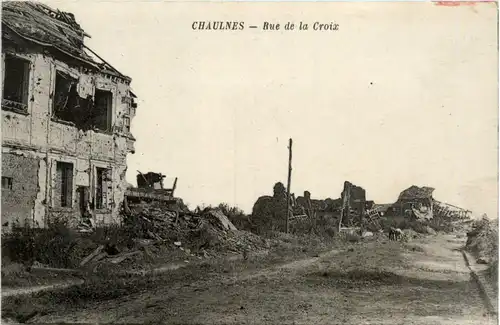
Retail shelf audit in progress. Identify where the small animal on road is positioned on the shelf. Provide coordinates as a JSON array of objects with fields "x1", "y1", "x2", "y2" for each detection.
[{"x1": 389, "y1": 227, "x2": 403, "y2": 241}]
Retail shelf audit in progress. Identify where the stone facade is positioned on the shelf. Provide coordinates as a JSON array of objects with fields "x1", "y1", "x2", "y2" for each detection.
[{"x1": 1, "y1": 2, "x2": 137, "y2": 229}]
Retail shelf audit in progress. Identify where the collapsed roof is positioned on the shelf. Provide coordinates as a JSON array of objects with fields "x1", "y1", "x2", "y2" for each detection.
[
  {"x1": 397, "y1": 185, "x2": 435, "y2": 201},
  {"x1": 2, "y1": 1, "x2": 130, "y2": 82}
]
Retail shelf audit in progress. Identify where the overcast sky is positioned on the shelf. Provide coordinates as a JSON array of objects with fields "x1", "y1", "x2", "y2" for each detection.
[{"x1": 42, "y1": 1, "x2": 498, "y2": 217}]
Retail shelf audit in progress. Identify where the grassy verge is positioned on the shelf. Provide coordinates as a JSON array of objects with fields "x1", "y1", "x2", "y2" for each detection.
[
  {"x1": 465, "y1": 217, "x2": 498, "y2": 296},
  {"x1": 2, "y1": 264, "x2": 81, "y2": 289},
  {"x1": 1, "y1": 233, "x2": 343, "y2": 322}
]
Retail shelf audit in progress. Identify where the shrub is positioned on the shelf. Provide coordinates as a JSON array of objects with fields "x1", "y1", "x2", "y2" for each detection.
[
  {"x1": 409, "y1": 221, "x2": 429, "y2": 234},
  {"x1": 217, "y1": 203, "x2": 254, "y2": 231},
  {"x1": 217, "y1": 203, "x2": 245, "y2": 219},
  {"x1": 1, "y1": 225, "x2": 38, "y2": 265},
  {"x1": 91, "y1": 224, "x2": 136, "y2": 250},
  {"x1": 466, "y1": 216, "x2": 498, "y2": 266},
  {"x1": 2, "y1": 220, "x2": 83, "y2": 268},
  {"x1": 287, "y1": 213, "x2": 339, "y2": 239}
]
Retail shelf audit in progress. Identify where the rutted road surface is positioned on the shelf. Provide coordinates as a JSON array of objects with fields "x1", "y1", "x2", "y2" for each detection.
[
  {"x1": 2, "y1": 280, "x2": 84, "y2": 298},
  {"x1": 21, "y1": 235, "x2": 499, "y2": 324}
]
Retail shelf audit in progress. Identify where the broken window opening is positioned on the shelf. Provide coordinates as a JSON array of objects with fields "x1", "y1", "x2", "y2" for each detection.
[
  {"x1": 123, "y1": 117, "x2": 130, "y2": 133},
  {"x1": 52, "y1": 70, "x2": 94, "y2": 130},
  {"x1": 93, "y1": 89, "x2": 113, "y2": 132},
  {"x1": 130, "y1": 98, "x2": 137, "y2": 116},
  {"x1": 95, "y1": 167, "x2": 111, "y2": 210},
  {"x1": 76, "y1": 186, "x2": 93, "y2": 219},
  {"x1": 55, "y1": 162, "x2": 73, "y2": 208},
  {"x1": 53, "y1": 70, "x2": 77, "y2": 122},
  {"x1": 1, "y1": 177, "x2": 13, "y2": 190},
  {"x1": 2, "y1": 55, "x2": 30, "y2": 112}
]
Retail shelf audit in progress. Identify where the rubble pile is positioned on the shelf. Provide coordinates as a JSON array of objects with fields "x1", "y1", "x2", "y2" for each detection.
[
  {"x1": 122, "y1": 203, "x2": 204, "y2": 242},
  {"x1": 122, "y1": 203, "x2": 259, "y2": 250},
  {"x1": 75, "y1": 203, "x2": 270, "y2": 270},
  {"x1": 215, "y1": 229, "x2": 270, "y2": 254}
]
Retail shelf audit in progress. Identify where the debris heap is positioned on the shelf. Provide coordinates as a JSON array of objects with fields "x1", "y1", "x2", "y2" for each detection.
[
  {"x1": 76, "y1": 203, "x2": 269, "y2": 271},
  {"x1": 123, "y1": 203, "x2": 205, "y2": 241}
]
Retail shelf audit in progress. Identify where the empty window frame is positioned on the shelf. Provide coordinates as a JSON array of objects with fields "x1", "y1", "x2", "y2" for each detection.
[
  {"x1": 52, "y1": 70, "x2": 78, "y2": 122},
  {"x1": 95, "y1": 167, "x2": 111, "y2": 209},
  {"x1": 55, "y1": 162, "x2": 73, "y2": 208},
  {"x1": 123, "y1": 117, "x2": 130, "y2": 133},
  {"x1": 1, "y1": 177, "x2": 13, "y2": 190},
  {"x1": 93, "y1": 89, "x2": 113, "y2": 131},
  {"x1": 2, "y1": 55, "x2": 30, "y2": 112}
]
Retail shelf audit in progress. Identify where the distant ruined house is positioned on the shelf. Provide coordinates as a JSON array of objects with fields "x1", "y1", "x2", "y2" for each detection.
[
  {"x1": 251, "y1": 182, "x2": 289, "y2": 233},
  {"x1": 1, "y1": 2, "x2": 137, "y2": 229},
  {"x1": 393, "y1": 186, "x2": 435, "y2": 219},
  {"x1": 339, "y1": 181, "x2": 367, "y2": 227},
  {"x1": 295, "y1": 191, "x2": 331, "y2": 218},
  {"x1": 251, "y1": 180, "x2": 376, "y2": 232}
]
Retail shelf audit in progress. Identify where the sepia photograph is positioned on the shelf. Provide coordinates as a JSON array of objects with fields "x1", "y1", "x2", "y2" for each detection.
[{"x1": 0, "y1": 0, "x2": 498, "y2": 324}]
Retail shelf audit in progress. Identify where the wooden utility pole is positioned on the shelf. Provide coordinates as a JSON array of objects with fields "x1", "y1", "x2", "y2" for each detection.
[{"x1": 285, "y1": 138, "x2": 293, "y2": 233}]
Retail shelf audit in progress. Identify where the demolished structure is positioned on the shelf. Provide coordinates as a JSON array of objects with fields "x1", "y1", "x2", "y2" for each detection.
[
  {"x1": 251, "y1": 182, "x2": 289, "y2": 233},
  {"x1": 433, "y1": 201, "x2": 472, "y2": 220},
  {"x1": 125, "y1": 171, "x2": 180, "y2": 207},
  {"x1": 250, "y1": 179, "x2": 473, "y2": 236},
  {"x1": 394, "y1": 186, "x2": 435, "y2": 220},
  {"x1": 251, "y1": 180, "x2": 371, "y2": 234},
  {"x1": 1, "y1": 2, "x2": 137, "y2": 228},
  {"x1": 386, "y1": 185, "x2": 472, "y2": 223},
  {"x1": 338, "y1": 181, "x2": 367, "y2": 229}
]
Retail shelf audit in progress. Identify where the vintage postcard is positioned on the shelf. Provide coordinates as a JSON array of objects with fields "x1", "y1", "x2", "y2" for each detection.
[{"x1": 0, "y1": 0, "x2": 498, "y2": 324}]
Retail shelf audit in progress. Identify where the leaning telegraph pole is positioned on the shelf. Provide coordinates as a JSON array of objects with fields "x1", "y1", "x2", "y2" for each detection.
[{"x1": 285, "y1": 138, "x2": 293, "y2": 233}]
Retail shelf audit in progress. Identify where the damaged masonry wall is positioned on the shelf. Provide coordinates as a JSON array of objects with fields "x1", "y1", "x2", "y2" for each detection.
[{"x1": 1, "y1": 3, "x2": 137, "y2": 229}]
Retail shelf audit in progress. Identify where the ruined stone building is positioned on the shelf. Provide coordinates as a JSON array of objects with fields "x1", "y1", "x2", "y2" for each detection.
[
  {"x1": 394, "y1": 185, "x2": 435, "y2": 219},
  {"x1": 1, "y1": 2, "x2": 137, "y2": 228},
  {"x1": 251, "y1": 182, "x2": 293, "y2": 233},
  {"x1": 339, "y1": 181, "x2": 367, "y2": 227}
]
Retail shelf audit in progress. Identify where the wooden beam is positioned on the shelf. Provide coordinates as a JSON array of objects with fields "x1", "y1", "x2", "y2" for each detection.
[{"x1": 172, "y1": 177, "x2": 178, "y2": 193}]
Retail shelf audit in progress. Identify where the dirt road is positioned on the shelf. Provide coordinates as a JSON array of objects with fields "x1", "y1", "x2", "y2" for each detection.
[
  {"x1": 15, "y1": 234, "x2": 498, "y2": 324},
  {"x1": 2, "y1": 279, "x2": 84, "y2": 298}
]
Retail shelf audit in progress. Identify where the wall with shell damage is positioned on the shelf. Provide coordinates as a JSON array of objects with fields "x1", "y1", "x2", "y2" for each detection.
[
  {"x1": 2, "y1": 47, "x2": 135, "y2": 228},
  {"x1": 1, "y1": 151, "x2": 43, "y2": 228}
]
